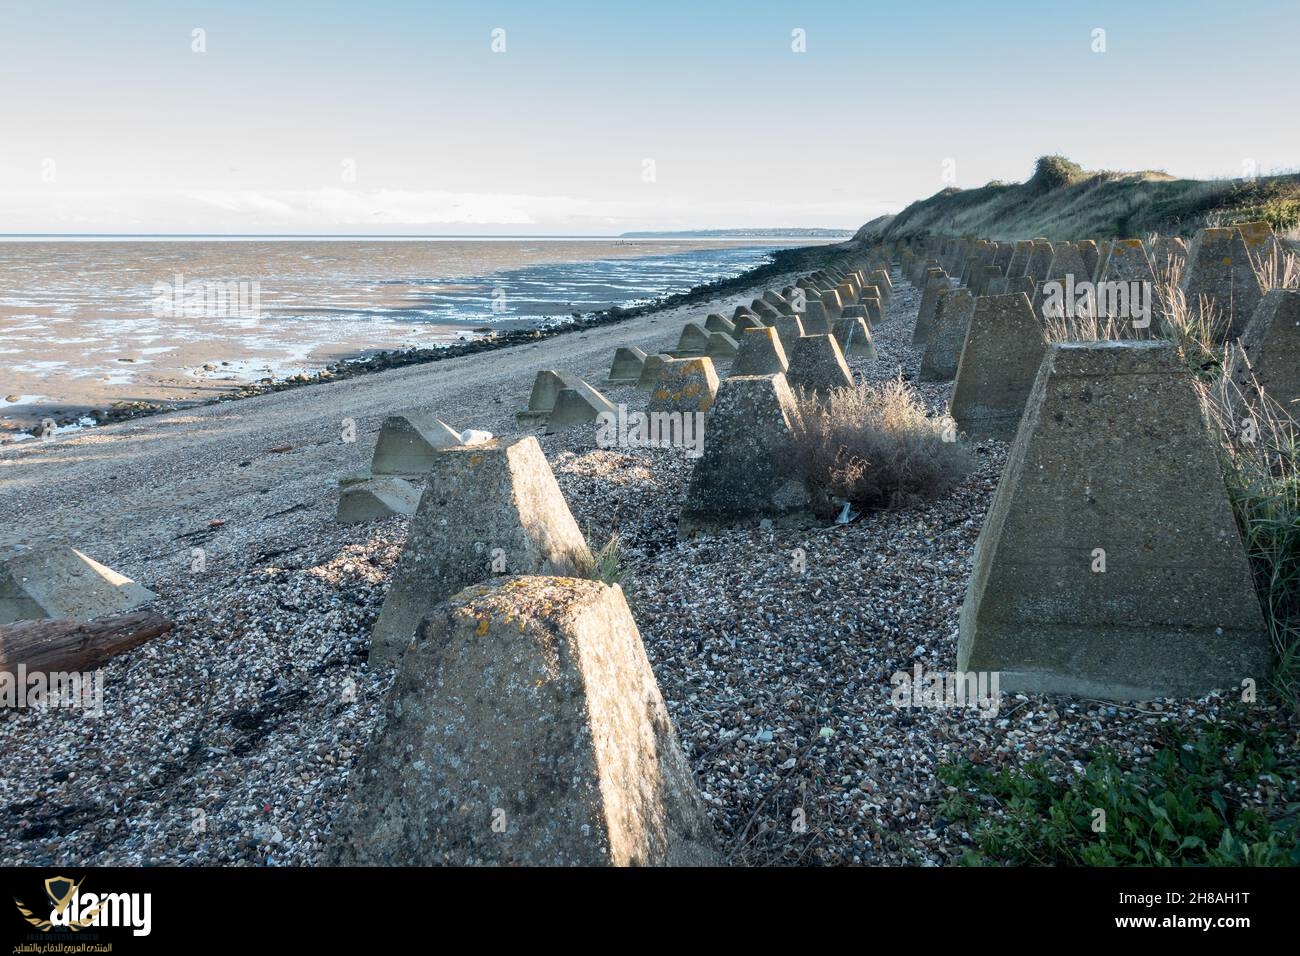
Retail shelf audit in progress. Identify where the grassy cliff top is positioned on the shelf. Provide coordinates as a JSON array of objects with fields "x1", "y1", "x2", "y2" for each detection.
[{"x1": 857, "y1": 155, "x2": 1300, "y2": 243}]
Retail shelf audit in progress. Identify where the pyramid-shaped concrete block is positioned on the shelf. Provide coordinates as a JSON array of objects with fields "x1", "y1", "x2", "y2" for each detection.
[
  {"x1": 1045, "y1": 242, "x2": 1088, "y2": 283},
  {"x1": 787, "y1": 333, "x2": 854, "y2": 396},
  {"x1": 1077, "y1": 240, "x2": 1099, "y2": 280},
  {"x1": 517, "y1": 369, "x2": 582, "y2": 427},
  {"x1": 801, "y1": 299, "x2": 832, "y2": 335},
  {"x1": 679, "y1": 373, "x2": 812, "y2": 536},
  {"x1": 819, "y1": 289, "x2": 844, "y2": 320},
  {"x1": 704, "y1": 331, "x2": 740, "y2": 359},
  {"x1": 607, "y1": 346, "x2": 648, "y2": 385},
  {"x1": 372, "y1": 411, "x2": 464, "y2": 476},
  {"x1": 648, "y1": 357, "x2": 719, "y2": 415},
  {"x1": 870, "y1": 269, "x2": 893, "y2": 302},
  {"x1": 1005, "y1": 241, "x2": 1033, "y2": 279},
  {"x1": 730, "y1": 312, "x2": 764, "y2": 334},
  {"x1": 912, "y1": 273, "x2": 951, "y2": 346},
  {"x1": 950, "y1": 293, "x2": 1047, "y2": 441},
  {"x1": 957, "y1": 340, "x2": 1270, "y2": 699},
  {"x1": 1181, "y1": 227, "x2": 1266, "y2": 338},
  {"x1": 546, "y1": 381, "x2": 616, "y2": 433},
  {"x1": 703, "y1": 313, "x2": 735, "y2": 334},
  {"x1": 1229, "y1": 290, "x2": 1300, "y2": 416},
  {"x1": 636, "y1": 353, "x2": 670, "y2": 390},
  {"x1": 368, "y1": 437, "x2": 592, "y2": 665},
  {"x1": 1024, "y1": 240, "x2": 1055, "y2": 283},
  {"x1": 752, "y1": 300, "x2": 782, "y2": 323},
  {"x1": 731, "y1": 327, "x2": 789, "y2": 376},
  {"x1": 771, "y1": 314, "x2": 805, "y2": 355},
  {"x1": 762, "y1": 290, "x2": 796, "y2": 315},
  {"x1": 1150, "y1": 236, "x2": 1188, "y2": 282},
  {"x1": 337, "y1": 476, "x2": 421, "y2": 525},
  {"x1": 1235, "y1": 221, "x2": 1284, "y2": 277},
  {"x1": 0, "y1": 546, "x2": 155, "y2": 625},
  {"x1": 334, "y1": 576, "x2": 717, "y2": 866},
  {"x1": 676, "y1": 321, "x2": 711, "y2": 354},
  {"x1": 831, "y1": 316, "x2": 877, "y2": 359},
  {"x1": 920, "y1": 288, "x2": 976, "y2": 382}
]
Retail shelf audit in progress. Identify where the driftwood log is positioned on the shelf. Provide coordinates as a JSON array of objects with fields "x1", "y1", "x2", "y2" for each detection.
[{"x1": 0, "y1": 611, "x2": 172, "y2": 672}]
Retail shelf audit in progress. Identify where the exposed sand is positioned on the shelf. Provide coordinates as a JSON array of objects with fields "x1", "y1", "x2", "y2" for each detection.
[
  {"x1": 0, "y1": 266, "x2": 808, "y2": 578},
  {"x1": 0, "y1": 238, "x2": 811, "y2": 435}
]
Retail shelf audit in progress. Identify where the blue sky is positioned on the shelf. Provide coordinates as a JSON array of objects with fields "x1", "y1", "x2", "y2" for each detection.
[{"x1": 0, "y1": 0, "x2": 1295, "y2": 233}]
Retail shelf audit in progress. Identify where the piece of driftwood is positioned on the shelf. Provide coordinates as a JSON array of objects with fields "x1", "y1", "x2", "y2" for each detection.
[{"x1": 0, "y1": 611, "x2": 172, "y2": 672}]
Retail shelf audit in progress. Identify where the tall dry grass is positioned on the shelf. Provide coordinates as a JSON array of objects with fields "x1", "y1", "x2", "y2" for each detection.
[
  {"x1": 1197, "y1": 373, "x2": 1300, "y2": 709},
  {"x1": 786, "y1": 377, "x2": 972, "y2": 516}
]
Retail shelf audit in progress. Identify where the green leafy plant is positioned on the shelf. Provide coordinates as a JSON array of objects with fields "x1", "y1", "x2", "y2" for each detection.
[{"x1": 938, "y1": 720, "x2": 1300, "y2": 866}]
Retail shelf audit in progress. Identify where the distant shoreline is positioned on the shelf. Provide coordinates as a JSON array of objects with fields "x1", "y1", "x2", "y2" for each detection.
[{"x1": 0, "y1": 238, "x2": 848, "y2": 440}]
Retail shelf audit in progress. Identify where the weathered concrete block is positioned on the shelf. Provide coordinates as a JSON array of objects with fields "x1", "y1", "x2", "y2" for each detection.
[
  {"x1": 1045, "y1": 242, "x2": 1088, "y2": 283},
  {"x1": 547, "y1": 382, "x2": 616, "y2": 433},
  {"x1": 752, "y1": 300, "x2": 783, "y2": 323},
  {"x1": 703, "y1": 313, "x2": 735, "y2": 334},
  {"x1": 985, "y1": 276, "x2": 1009, "y2": 295},
  {"x1": 1229, "y1": 290, "x2": 1300, "y2": 416},
  {"x1": 831, "y1": 316, "x2": 877, "y2": 359},
  {"x1": 957, "y1": 341, "x2": 1270, "y2": 699},
  {"x1": 1097, "y1": 238, "x2": 1156, "y2": 291},
  {"x1": 1024, "y1": 240, "x2": 1055, "y2": 283},
  {"x1": 607, "y1": 346, "x2": 648, "y2": 385},
  {"x1": 373, "y1": 411, "x2": 464, "y2": 475},
  {"x1": 636, "y1": 353, "x2": 670, "y2": 390},
  {"x1": 801, "y1": 299, "x2": 832, "y2": 335},
  {"x1": 730, "y1": 312, "x2": 764, "y2": 334},
  {"x1": 950, "y1": 293, "x2": 1047, "y2": 440},
  {"x1": 1236, "y1": 220, "x2": 1284, "y2": 278},
  {"x1": 368, "y1": 437, "x2": 592, "y2": 665},
  {"x1": 771, "y1": 314, "x2": 805, "y2": 355},
  {"x1": 1180, "y1": 227, "x2": 1266, "y2": 338},
  {"x1": 517, "y1": 370, "x2": 582, "y2": 427},
  {"x1": 786, "y1": 333, "x2": 854, "y2": 396},
  {"x1": 0, "y1": 546, "x2": 155, "y2": 625},
  {"x1": 334, "y1": 576, "x2": 717, "y2": 866},
  {"x1": 1077, "y1": 240, "x2": 1099, "y2": 280},
  {"x1": 1005, "y1": 241, "x2": 1033, "y2": 280},
  {"x1": 762, "y1": 290, "x2": 796, "y2": 315},
  {"x1": 912, "y1": 273, "x2": 951, "y2": 346},
  {"x1": 732, "y1": 304, "x2": 758, "y2": 323},
  {"x1": 820, "y1": 289, "x2": 844, "y2": 320},
  {"x1": 337, "y1": 476, "x2": 421, "y2": 524},
  {"x1": 676, "y1": 321, "x2": 711, "y2": 354},
  {"x1": 704, "y1": 331, "x2": 740, "y2": 359},
  {"x1": 679, "y1": 374, "x2": 812, "y2": 536},
  {"x1": 859, "y1": 289, "x2": 884, "y2": 326},
  {"x1": 731, "y1": 326, "x2": 789, "y2": 375},
  {"x1": 649, "y1": 357, "x2": 719, "y2": 415},
  {"x1": 870, "y1": 269, "x2": 893, "y2": 299},
  {"x1": 1150, "y1": 236, "x2": 1188, "y2": 283},
  {"x1": 835, "y1": 282, "x2": 858, "y2": 307},
  {"x1": 919, "y1": 288, "x2": 976, "y2": 382}
]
